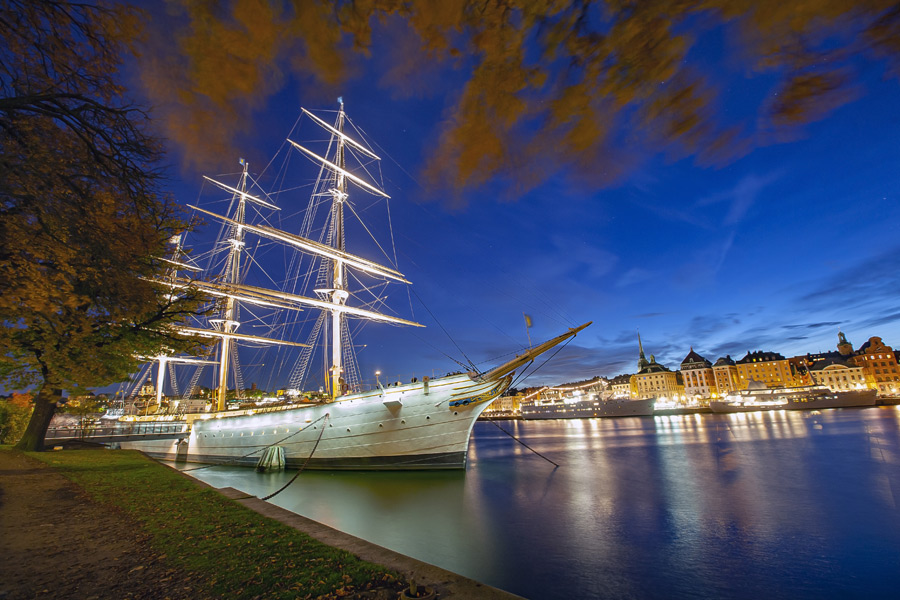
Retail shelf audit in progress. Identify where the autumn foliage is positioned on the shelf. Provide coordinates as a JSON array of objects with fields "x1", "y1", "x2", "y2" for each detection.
[
  {"x1": 137, "y1": 0, "x2": 900, "y2": 201},
  {"x1": 0, "y1": 1, "x2": 206, "y2": 450}
]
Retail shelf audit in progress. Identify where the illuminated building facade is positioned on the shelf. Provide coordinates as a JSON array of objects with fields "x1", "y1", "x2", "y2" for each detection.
[
  {"x1": 809, "y1": 359, "x2": 871, "y2": 391},
  {"x1": 680, "y1": 348, "x2": 715, "y2": 401},
  {"x1": 630, "y1": 344, "x2": 682, "y2": 400},
  {"x1": 854, "y1": 336, "x2": 900, "y2": 395},
  {"x1": 736, "y1": 350, "x2": 795, "y2": 389},
  {"x1": 712, "y1": 355, "x2": 739, "y2": 395},
  {"x1": 485, "y1": 394, "x2": 524, "y2": 415},
  {"x1": 609, "y1": 374, "x2": 633, "y2": 398}
]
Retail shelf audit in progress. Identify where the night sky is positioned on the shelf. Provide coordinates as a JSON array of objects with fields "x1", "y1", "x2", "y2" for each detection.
[{"x1": 140, "y1": 8, "x2": 900, "y2": 391}]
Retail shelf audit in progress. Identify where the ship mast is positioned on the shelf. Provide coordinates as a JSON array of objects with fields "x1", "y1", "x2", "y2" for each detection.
[
  {"x1": 329, "y1": 100, "x2": 348, "y2": 401},
  {"x1": 213, "y1": 159, "x2": 250, "y2": 411},
  {"x1": 283, "y1": 102, "x2": 423, "y2": 398}
]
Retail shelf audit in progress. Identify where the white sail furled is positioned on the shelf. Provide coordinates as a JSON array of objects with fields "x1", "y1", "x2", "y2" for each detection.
[
  {"x1": 188, "y1": 205, "x2": 411, "y2": 283},
  {"x1": 175, "y1": 326, "x2": 308, "y2": 347},
  {"x1": 301, "y1": 107, "x2": 381, "y2": 160},
  {"x1": 287, "y1": 140, "x2": 390, "y2": 199},
  {"x1": 201, "y1": 176, "x2": 280, "y2": 210},
  {"x1": 170, "y1": 278, "x2": 421, "y2": 328}
]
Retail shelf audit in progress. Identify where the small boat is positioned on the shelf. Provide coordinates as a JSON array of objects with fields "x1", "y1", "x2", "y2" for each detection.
[
  {"x1": 709, "y1": 381, "x2": 877, "y2": 414},
  {"x1": 120, "y1": 101, "x2": 589, "y2": 469}
]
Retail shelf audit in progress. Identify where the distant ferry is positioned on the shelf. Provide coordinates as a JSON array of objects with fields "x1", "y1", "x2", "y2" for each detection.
[
  {"x1": 709, "y1": 382, "x2": 877, "y2": 413},
  {"x1": 521, "y1": 397, "x2": 655, "y2": 420}
]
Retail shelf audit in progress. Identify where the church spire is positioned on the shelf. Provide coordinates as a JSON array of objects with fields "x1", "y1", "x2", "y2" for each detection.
[{"x1": 637, "y1": 331, "x2": 649, "y2": 370}]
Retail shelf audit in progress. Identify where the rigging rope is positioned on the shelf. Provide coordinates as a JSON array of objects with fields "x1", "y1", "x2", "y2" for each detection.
[
  {"x1": 180, "y1": 411, "x2": 331, "y2": 472},
  {"x1": 489, "y1": 419, "x2": 559, "y2": 468},
  {"x1": 261, "y1": 413, "x2": 331, "y2": 501},
  {"x1": 409, "y1": 287, "x2": 476, "y2": 370},
  {"x1": 510, "y1": 336, "x2": 575, "y2": 390}
]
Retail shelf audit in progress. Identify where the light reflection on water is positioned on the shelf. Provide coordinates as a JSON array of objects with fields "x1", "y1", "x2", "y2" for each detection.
[{"x1": 181, "y1": 408, "x2": 900, "y2": 599}]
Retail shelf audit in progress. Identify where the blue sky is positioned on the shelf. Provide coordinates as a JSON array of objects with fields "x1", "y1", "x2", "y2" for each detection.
[{"x1": 146, "y1": 18, "x2": 900, "y2": 392}]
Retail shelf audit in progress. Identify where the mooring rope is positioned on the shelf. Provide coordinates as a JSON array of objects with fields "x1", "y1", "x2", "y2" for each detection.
[
  {"x1": 260, "y1": 413, "x2": 330, "y2": 501},
  {"x1": 489, "y1": 419, "x2": 559, "y2": 468},
  {"x1": 180, "y1": 411, "x2": 331, "y2": 472},
  {"x1": 510, "y1": 336, "x2": 575, "y2": 390}
]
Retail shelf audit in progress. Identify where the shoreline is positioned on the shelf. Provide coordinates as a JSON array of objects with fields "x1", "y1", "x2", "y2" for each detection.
[
  {"x1": 1, "y1": 447, "x2": 522, "y2": 599},
  {"x1": 169, "y1": 462, "x2": 524, "y2": 599}
]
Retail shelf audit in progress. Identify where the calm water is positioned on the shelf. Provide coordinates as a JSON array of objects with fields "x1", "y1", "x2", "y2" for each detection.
[{"x1": 182, "y1": 408, "x2": 900, "y2": 599}]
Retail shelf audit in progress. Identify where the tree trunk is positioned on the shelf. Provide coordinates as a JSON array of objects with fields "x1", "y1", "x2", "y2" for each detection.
[{"x1": 14, "y1": 383, "x2": 62, "y2": 452}]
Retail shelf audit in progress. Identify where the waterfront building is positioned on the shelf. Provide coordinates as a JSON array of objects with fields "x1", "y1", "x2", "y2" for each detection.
[
  {"x1": 712, "y1": 355, "x2": 739, "y2": 395},
  {"x1": 680, "y1": 348, "x2": 716, "y2": 402},
  {"x1": 809, "y1": 358, "x2": 871, "y2": 391},
  {"x1": 609, "y1": 374, "x2": 633, "y2": 398},
  {"x1": 854, "y1": 336, "x2": 900, "y2": 395},
  {"x1": 485, "y1": 394, "x2": 524, "y2": 416},
  {"x1": 787, "y1": 356, "x2": 815, "y2": 386},
  {"x1": 736, "y1": 350, "x2": 795, "y2": 389},
  {"x1": 631, "y1": 355, "x2": 682, "y2": 400}
]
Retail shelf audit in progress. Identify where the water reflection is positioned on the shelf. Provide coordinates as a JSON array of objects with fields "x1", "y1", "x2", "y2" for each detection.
[{"x1": 183, "y1": 409, "x2": 900, "y2": 599}]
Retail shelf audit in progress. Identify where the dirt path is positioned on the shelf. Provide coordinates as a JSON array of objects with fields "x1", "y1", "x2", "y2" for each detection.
[{"x1": 0, "y1": 451, "x2": 207, "y2": 600}]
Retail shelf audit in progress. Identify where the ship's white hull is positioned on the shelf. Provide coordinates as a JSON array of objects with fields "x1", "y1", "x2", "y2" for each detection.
[{"x1": 121, "y1": 373, "x2": 508, "y2": 470}]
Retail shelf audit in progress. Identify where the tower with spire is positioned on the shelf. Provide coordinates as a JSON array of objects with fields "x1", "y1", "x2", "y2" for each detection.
[
  {"x1": 837, "y1": 331, "x2": 853, "y2": 356},
  {"x1": 637, "y1": 331, "x2": 650, "y2": 371}
]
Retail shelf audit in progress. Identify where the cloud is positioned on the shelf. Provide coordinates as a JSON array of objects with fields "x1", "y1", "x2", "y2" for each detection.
[
  {"x1": 671, "y1": 231, "x2": 737, "y2": 288},
  {"x1": 616, "y1": 268, "x2": 654, "y2": 288},
  {"x1": 543, "y1": 234, "x2": 619, "y2": 281},
  {"x1": 684, "y1": 313, "x2": 742, "y2": 339},
  {"x1": 695, "y1": 171, "x2": 782, "y2": 226},
  {"x1": 857, "y1": 312, "x2": 900, "y2": 329},
  {"x1": 781, "y1": 321, "x2": 842, "y2": 330},
  {"x1": 799, "y1": 245, "x2": 900, "y2": 309}
]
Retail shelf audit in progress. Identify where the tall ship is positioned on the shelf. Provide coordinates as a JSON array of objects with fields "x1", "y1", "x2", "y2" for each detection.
[
  {"x1": 709, "y1": 381, "x2": 877, "y2": 413},
  {"x1": 120, "y1": 101, "x2": 589, "y2": 469}
]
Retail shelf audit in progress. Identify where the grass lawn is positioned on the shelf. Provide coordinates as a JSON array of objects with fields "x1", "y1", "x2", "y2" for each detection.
[{"x1": 31, "y1": 449, "x2": 403, "y2": 599}]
